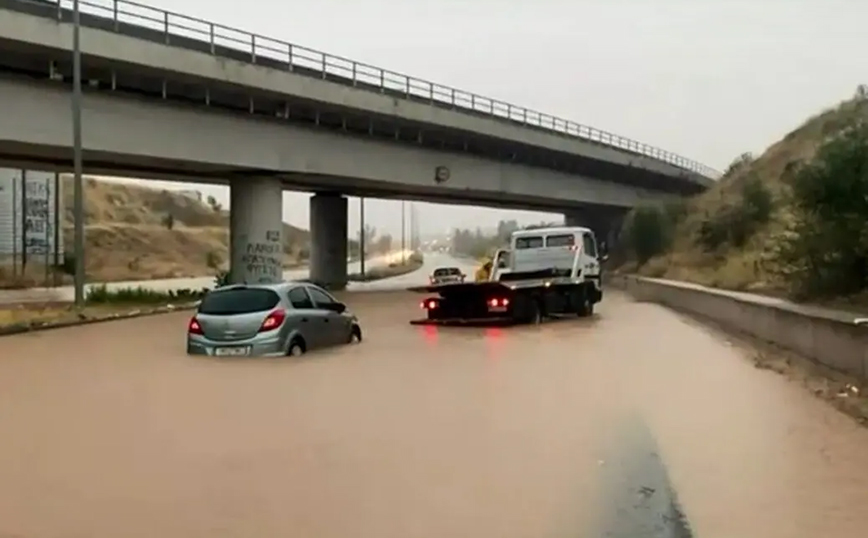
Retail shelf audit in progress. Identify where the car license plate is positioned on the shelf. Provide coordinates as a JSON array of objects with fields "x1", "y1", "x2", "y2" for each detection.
[
  {"x1": 214, "y1": 346, "x2": 249, "y2": 357},
  {"x1": 488, "y1": 305, "x2": 508, "y2": 313}
]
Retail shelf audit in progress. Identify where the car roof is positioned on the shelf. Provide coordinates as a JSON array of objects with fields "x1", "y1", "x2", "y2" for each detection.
[
  {"x1": 512, "y1": 226, "x2": 591, "y2": 236},
  {"x1": 209, "y1": 281, "x2": 315, "y2": 293}
]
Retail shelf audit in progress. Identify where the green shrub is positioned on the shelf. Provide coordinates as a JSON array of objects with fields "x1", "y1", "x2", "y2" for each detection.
[
  {"x1": 213, "y1": 270, "x2": 230, "y2": 288},
  {"x1": 621, "y1": 204, "x2": 671, "y2": 264},
  {"x1": 205, "y1": 251, "x2": 222, "y2": 270},
  {"x1": 776, "y1": 120, "x2": 868, "y2": 298},
  {"x1": 696, "y1": 175, "x2": 773, "y2": 252},
  {"x1": 86, "y1": 284, "x2": 207, "y2": 305}
]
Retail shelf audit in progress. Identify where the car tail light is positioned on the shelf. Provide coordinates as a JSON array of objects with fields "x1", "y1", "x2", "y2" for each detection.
[
  {"x1": 259, "y1": 308, "x2": 286, "y2": 332},
  {"x1": 488, "y1": 297, "x2": 510, "y2": 307},
  {"x1": 188, "y1": 316, "x2": 204, "y2": 335},
  {"x1": 421, "y1": 298, "x2": 439, "y2": 310}
]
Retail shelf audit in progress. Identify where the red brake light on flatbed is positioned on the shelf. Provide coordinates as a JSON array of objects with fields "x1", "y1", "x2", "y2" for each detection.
[
  {"x1": 188, "y1": 316, "x2": 203, "y2": 335},
  {"x1": 488, "y1": 297, "x2": 509, "y2": 307},
  {"x1": 421, "y1": 299, "x2": 439, "y2": 309}
]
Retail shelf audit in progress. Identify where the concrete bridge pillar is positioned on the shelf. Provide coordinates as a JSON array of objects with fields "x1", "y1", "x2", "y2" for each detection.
[
  {"x1": 229, "y1": 177, "x2": 284, "y2": 284},
  {"x1": 563, "y1": 211, "x2": 584, "y2": 228},
  {"x1": 563, "y1": 209, "x2": 620, "y2": 255},
  {"x1": 309, "y1": 193, "x2": 348, "y2": 290}
]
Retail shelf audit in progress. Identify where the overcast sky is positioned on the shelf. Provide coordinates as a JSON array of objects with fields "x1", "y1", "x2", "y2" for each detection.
[{"x1": 101, "y1": 0, "x2": 867, "y2": 237}]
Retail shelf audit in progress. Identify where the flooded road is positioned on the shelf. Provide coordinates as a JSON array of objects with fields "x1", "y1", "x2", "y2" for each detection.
[{"x1": 1, "y1": 290, "x2": 867, "y2": 537}]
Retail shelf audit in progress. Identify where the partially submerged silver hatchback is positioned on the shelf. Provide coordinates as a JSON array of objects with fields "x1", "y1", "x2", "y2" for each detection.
[
  {"x1": 187, "y1": 282, "x2": 362, "y2": 357},
  {"x1": 429, "y1": 266, "x2": 466, "y2": 285}
]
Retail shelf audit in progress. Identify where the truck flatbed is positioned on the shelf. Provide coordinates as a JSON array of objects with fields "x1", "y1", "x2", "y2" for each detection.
[{"x1": 407, "y1": 276, "x2": 583, "y2": 295}]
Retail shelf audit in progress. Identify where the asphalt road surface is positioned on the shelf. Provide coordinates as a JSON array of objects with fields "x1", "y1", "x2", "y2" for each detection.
[
  {"x1": 349, "y1": 251, "x2": 477, "y2": 292},
  {"x1": 2, "y1": 256, "x2": 868, "y2": 537}
]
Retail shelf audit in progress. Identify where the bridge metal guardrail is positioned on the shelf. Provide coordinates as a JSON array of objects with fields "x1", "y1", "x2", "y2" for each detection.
[{"x1": 10, "y1": 0, "x2": 721, "y2": 179}]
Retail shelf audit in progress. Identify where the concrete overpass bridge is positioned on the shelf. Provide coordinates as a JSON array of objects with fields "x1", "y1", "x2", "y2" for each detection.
[{"x1": 0, "y1": 0, "x2": 719, "y2": 288}]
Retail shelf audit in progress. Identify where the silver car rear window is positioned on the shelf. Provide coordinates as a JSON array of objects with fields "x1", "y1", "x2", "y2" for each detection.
[
  {"x1": 433, "y1": 268, "x2": 460, "y2": 276},
  {"x1": 199, "y1": 288, "x2": 280, "y2": 315}
]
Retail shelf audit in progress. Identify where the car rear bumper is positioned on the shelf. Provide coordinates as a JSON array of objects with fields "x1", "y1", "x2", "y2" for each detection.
[{"x1": 186, "y1": 335, "x2": 286, "y2": 357}]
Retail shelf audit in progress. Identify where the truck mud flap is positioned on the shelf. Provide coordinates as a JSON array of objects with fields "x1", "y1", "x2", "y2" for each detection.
[{"x1": 409, "y1": 317, "x2": 514, "y2": 327}]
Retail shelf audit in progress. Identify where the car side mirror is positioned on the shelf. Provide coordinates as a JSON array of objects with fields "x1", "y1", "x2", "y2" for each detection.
[{"x1": 332, "y1": 302, "x2": 346, "y2": 313}]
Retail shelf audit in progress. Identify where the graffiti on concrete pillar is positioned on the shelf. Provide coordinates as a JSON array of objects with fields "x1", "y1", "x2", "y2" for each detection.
[{"x1": 240, "y1": 229, "x2": 282, "y2": 282}]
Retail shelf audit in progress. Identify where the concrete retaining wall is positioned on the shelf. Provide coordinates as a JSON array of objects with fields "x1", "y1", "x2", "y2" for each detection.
[{"x1": 611, "y1": 274, "x2": 868, "y2": 379}]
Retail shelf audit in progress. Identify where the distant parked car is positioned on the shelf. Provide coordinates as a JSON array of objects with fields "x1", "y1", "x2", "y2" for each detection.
[
  {"x1": 429, "y1": 266, "x2": 466, "y2": 285},
  {"x1": 187, "y1": 282, "x2": 362, "y2": 357}
]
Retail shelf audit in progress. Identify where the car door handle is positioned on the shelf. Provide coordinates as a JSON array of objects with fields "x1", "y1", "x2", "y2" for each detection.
[{"x1": 301, "y1": 317, "x2": 308, "y2": 322}]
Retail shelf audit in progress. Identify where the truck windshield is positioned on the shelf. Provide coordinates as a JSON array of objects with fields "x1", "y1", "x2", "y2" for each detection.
[
  {"x1": 546, "y1": 234, "x2": 575, "y2": 247},
  {"x1": 515, "y1": 236, "x2": 543, "y2": 249}
]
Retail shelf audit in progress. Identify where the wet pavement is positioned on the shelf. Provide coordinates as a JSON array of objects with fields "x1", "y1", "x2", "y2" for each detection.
[{"x1": 1, "y1": 265, "x2": 868, "y2": 537}]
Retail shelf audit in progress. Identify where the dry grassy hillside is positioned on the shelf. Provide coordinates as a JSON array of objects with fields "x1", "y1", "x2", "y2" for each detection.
[
  {"x1": 54, "y1": 177, "x2": 310, "y2": 283},
  {"x1": 633, "y1": 92, "x2": 868, "y2": 295}
]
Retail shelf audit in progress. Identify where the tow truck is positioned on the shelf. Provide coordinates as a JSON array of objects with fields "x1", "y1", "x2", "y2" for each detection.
[{"x1": 409, "y1": 226, "x2": 604, "y2": 325}]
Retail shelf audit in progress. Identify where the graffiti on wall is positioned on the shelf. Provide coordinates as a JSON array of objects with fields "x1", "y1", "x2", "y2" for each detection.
[
  {"x1": 24, "y1": 179, "x2": 51, "y2": 255},
  {"x1": 0, "y1": 170, "x2": 63, "y2": 259},
  {"x1": 240, "y1": 229, "x2": 282, "y2": 283}
]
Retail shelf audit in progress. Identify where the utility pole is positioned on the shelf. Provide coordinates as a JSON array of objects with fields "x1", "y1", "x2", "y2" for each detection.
[
  {"x1": 408, "y1": 202, "x2": 414, "y2": 252},
  {"x1": 72, "y1": 0, "x2": 85, "y2": 308},
  {"x1": 359, "y1": 196, "x2": 365, "y2": 277},
  {"x1": 401, "y1": 201, "x2": 406, "y2": 264}
]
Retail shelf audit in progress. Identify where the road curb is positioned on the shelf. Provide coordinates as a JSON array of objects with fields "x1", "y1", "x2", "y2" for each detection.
[
  {"x1": 0, "y1": 302, "x2": 198, "y2": 337},
  {"x1": 611, "y1": 273, "x2": 868, "y2": 380}
]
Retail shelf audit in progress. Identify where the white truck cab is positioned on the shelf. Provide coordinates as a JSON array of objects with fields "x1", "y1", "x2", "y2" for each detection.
[{"x1": 490, "y1": 226, "x2": 602, "y2": 289}]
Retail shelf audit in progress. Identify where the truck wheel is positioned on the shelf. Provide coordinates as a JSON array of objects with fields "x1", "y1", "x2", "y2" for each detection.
[
  {"x1": 577, "y1": 290, "x2": 594, "y2": 317},
  {"x1": 529, "y1": 300, "x2": 542, "y2": 325}
]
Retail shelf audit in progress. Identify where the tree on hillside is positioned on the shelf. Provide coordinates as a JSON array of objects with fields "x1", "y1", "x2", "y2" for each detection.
[
  {"x1": 777, "y1": 119, "x2": 868, "y2": 298},
  {"x1": 374, "y1": 234, "x2": 392, "y2": 254},
  {"x1": 723, "y1": 152, "x2": 755, "y2": 178},
  {"x1": 362, "y1": 224, "x2": 377, "y2": 246},
  {"x1": 496, "y1": 219, "x2": 519, "y2": 240},
  {"x1": 622, "y1": 205, "x2": 669, "y2": 264}
]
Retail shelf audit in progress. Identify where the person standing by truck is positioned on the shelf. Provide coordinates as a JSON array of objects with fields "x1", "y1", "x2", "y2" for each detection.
[{"x1": 475, "y1": 260, "x2": 492, "y2": 282}]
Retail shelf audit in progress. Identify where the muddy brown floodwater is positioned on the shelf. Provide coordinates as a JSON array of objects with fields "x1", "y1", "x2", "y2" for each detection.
[{"x1": 1, "y1": 290, "x2": 868, "y2": 538}]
